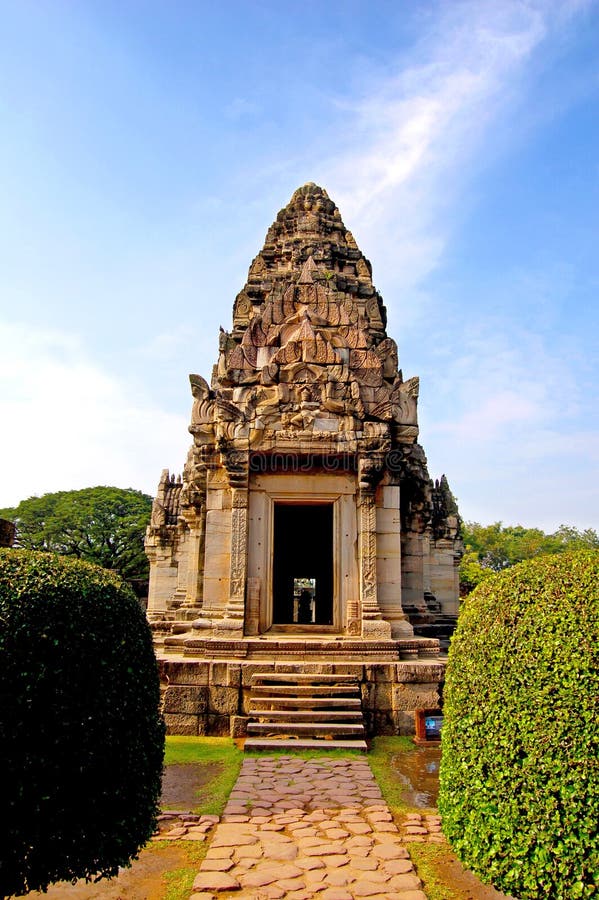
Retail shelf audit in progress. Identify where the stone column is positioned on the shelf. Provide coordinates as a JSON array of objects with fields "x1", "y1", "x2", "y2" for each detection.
[
  {"x1": 358, "y1": 457, "x2": 391, "y2": 640},
  {"x1": 401, "y1": 530, "x2": 427, "y2": 616},
  {"x1": 376, "y1": 485, "x2": 413, "y2": 638},
  {"x1": 429, "y1": 537, "x2": 461, "y2": 617},
  {"x1": 145, "y1": 539, "x2": 178, "y2": 620},
  {"x1": 170, "y1": 526, "x2": 190, "y2": 608},
  {"x1": 182, "y1": 505, "x2": 206, "y2": 609}
]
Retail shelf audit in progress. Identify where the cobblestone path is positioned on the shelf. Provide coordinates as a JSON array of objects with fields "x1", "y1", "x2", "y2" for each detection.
[{"x1": 189, "y1": 755, "x2": 428, "y2": 900}]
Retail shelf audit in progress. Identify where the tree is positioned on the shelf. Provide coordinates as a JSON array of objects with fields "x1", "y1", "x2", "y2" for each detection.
[
  {"x1": 458, "y1": 550, "x2": 494, "y2": 596},
  {"x1": 439, "y1": 550, "x2": 599, "y2": 899},
  {"x1": 459, "y1": 521, "x2": 599, "y2": 593},
  {"x1": 0, "y1": 486, "x2": 153, "y2": 586},
  {"x1": 0, "y1": 549, "x2": 165, "y2": 897}
]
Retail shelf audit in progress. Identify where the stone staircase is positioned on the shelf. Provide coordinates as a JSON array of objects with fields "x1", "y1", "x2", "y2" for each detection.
[{"x1": 244, "y1": 672, "x2": 368, "y2": 751}]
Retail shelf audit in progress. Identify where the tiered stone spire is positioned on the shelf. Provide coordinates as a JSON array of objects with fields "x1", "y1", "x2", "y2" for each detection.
[{"x1": 189, "y1": 183, "x2": 419, "y2": 456}]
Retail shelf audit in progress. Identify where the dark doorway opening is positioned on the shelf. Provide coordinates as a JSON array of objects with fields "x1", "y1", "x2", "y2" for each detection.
[{"x1": 272, "y1": 503, "x2": 333, "y2": 626}]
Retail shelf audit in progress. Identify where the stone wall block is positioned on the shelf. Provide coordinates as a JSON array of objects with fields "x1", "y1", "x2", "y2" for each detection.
[
  {"x1": 392, "y1": 683, "x2": 440, "y2": 711},
  {"x1": 364, "y1": 663, "x2": 393, "y2": 683},
  {"x1": 163, "y1": 685, "x2": 208, "y2": 715},
  {"x1": 374, "y1": 682, "x2": 393, "y2": 710},
  {"x1": 274, "y1": 662, "x2": 334, "y2": 675},
  {"x1": 333, "y1": 663, "x2": 364, "y2": 677},
  {"x1": 209, "y1": 662, "x2": 230, "y2": 686},
  {"x1": 394, "y1": 662, "x2": 445, "y2": 683},
  {"x1": 361, "y1": 682, "x2": 375, "y2": 711},
  {"x1": 208, "y1": 684, "x2": 241, "y2": 715},
  {"x1": 227, "y1": 663, "x2": 241, "y2": 687},
  {"x1": 160, "y1": 660, "x2": 210, "y2": 686},
  {"x1": 164, "y1": 713, "x2": 199, "y2": 736},
  {"x1": 372, "y1": 709, "x2": 396, "y2": 736},
  {"x1": 207, "y1": 714, "x2": 233, "y2": 736},
  {"x1": 392, "y1": 710, "x2": 417, "y2": 735},
  {"x1": 230, "y1": 715, "x2": 249, "y2": 738}
]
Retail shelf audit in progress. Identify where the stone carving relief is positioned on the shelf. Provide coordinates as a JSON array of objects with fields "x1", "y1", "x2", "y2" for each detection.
[{"x1": 189, "y1": 245, "x2": 421, "y2": 454}]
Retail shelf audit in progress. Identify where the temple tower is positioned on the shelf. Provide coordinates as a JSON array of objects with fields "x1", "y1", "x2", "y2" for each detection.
[{"x1": 146, "y1": 183, "x2": 461, "y2": 652}]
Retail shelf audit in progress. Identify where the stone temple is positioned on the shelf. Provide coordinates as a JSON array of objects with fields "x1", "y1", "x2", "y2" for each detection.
[{"x1": 146, "y1": 184, "x2": 462, "y2": 746}]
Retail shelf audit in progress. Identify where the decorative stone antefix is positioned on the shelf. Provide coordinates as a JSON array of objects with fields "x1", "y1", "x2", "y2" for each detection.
[{"x1": 145, "y1": 182, "x2": 462, "y2": 651}]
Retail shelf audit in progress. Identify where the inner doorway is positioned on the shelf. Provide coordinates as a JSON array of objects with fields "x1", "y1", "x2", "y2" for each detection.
[{"x1": 272, "y1": 503, "x2": 333, "y2": 626}]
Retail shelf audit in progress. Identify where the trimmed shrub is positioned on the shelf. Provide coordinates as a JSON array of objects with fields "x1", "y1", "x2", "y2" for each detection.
[
  {"x1": 439, "y1": 550, "x2": 599, "y2": 900},
  {"x1": 0, "y1": 549, "x2": 165, "y2": 897}
]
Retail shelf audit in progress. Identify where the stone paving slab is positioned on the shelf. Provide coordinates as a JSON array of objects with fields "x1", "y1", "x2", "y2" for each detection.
[{"x1": 189, "y1": 756, "x2": 428, "y2": 900}]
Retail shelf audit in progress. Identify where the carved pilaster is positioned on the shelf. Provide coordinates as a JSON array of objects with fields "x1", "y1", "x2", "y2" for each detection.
[
  {"x1": 358, "y1": 490, "x2": 380, "y2": 620},
  {"x1": 225, "y1": 492, "x2": 248, "y2": 621},
  {"x1": 358, "y1": 455, "x2": 392, "y2": 639},
  {"x1": 223, "y1": 450, "x2": 249, "y2": 629}
]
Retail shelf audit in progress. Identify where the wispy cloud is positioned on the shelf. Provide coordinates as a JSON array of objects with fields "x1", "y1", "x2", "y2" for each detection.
[
  {"x1": 317, "y1": 0, "x2": 587, "y2": 298},
  {"x1": 0, "y1": 321, "x2": 190, "y2": 507}
]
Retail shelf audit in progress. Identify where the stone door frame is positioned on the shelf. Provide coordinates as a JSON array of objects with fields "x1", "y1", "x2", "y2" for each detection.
[{"x1": 247, "y1": 472, "x2": 358, "y2": 635}]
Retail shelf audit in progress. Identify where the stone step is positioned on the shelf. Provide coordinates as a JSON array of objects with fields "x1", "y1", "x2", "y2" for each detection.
[
  {"x1": 250, "y1": 696, "x2": 362, "y2": 708},
  {"x1": 247, "y1": 722, "x2": 365, "y2": 736},
  {"x1": 251, "y1": 684, "x2": 360, "y2": 696},
  {"x1": 251, "y1": 673, "x2": 358, "y2": 683},
  {"x1": 246, "y1": 673, "x2": 367, "y2": 752},
  {"x1": 244, "y1": 737, "x2": 368, "y2": 751},
  {"x1": 248, "y1": 709, "x2": 363, "y2": 721}
]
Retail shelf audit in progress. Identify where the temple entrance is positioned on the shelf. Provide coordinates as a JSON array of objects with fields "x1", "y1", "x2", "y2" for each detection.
[{"x1": 272, "y1": 503, "x2": 333, "y2": 626}]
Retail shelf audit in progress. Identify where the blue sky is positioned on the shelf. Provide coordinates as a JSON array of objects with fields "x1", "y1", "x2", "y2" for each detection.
[{"x1": 0, "y1": 0, "x2": 597, "y2": 531}]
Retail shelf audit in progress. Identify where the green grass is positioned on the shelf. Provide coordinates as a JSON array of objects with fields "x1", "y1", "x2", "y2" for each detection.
[
  {"x1": 163, "y1": 737, "x2": 243, "y2": 815},
  {"x1": 368, "y1": 734, "x2": 415, "y2": 814},
  {"x1": 368, "y1": 736, "x2": 460, "y2": 899},
  {"x1": 408, "y1": 843, "x2": 461, "y2": 900},
  {"x1": 164, "y1": 735, "x2": 242, "y2": 766},
  {"x1": 159, "y1": 844, "x2": 207, "y2": 900}
]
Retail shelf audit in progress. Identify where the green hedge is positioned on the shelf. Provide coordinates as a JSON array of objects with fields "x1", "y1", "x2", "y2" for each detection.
[
  {"x1": 0, "y1": 549, "x2": 165, "y2": 897},
  {"x1": 439, "y1": 550, "x2": 599, "y2": 899}
]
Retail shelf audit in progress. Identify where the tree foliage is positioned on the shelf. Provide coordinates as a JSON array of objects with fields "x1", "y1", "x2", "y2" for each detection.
[
  {"x1": 0, "y1": 549, "x2": 165, "y2": 897},
  {"x1": 459, "y1": 520, "x2": 599, "y2": 593},
  {"x1": 439, "y1": 550, "x2": 599, "y2": 899},
  {"x1": 0, "y1": 486, "x2": 152, "y2": 584}
]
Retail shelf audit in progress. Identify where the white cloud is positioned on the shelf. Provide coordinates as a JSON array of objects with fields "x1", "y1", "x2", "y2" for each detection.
[
  {"x1": 0, "y1": 321, "x2": 190, "y2": 507},
  {"x1": 315, "y1": 0, "x2": 584, "y2": 306}
]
